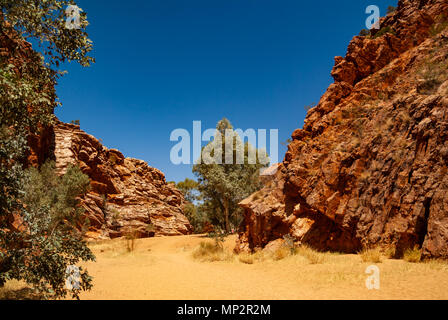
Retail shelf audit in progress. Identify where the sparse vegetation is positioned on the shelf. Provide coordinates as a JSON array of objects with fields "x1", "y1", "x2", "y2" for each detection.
[
  {"x1": 125, "y1": 230, "x2": 138, "y2": 252},
  {"x1": 373, "y1": 26, "x2": 396, "y2": 39},
  {"x1": 404, "y1": 246, "x2": 422, "y2": 263},
  {"x1": 359, "y1": 29, "x2": 370, "y2": 37},
  {"x1": 417, "y1": 52, "x2": 448, "y2": 94},
  {"x1": 192, "y1": 241, "x2": 232, "y2": 262},
  {"x1": 360, "y1": 247, "x2": 383, "y2": 263},
  {"x1": 296, "y1": 245, "x2": 325, "y2": 264},
  {"x1": 272, "y1": 246, "x2": 291, "y2": 261}
]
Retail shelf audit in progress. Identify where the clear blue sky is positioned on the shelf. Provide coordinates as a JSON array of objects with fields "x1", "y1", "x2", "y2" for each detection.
[{"x1": 55, "y1": 0, "x2": 396, "y2": 183}]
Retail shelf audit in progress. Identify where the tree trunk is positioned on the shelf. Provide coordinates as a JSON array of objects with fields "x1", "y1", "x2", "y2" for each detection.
[{"x1": 223, "y1": 198, "x2": 230, "y2": 233}]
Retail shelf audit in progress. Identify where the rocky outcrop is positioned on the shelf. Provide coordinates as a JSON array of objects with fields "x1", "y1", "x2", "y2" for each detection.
[
  {"x1": 54, "y1": 121, "x2": 192, "y2": 239},
  {"x1": 1, "y1": 21, "x2": 191, "y2": 240},
  {"x1": 236, "y1": 0, "x2": 448, "y2": 259}
]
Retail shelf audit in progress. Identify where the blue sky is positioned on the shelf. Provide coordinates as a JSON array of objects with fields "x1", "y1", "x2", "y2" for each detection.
[{"x1": 55, "y1": 0, "x2": 396, "y2": 183}]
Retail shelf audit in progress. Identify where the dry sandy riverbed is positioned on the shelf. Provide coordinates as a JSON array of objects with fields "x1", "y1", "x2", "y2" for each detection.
[{"x1": 2, "y1": 234, "x2": 448, "y2": 299}]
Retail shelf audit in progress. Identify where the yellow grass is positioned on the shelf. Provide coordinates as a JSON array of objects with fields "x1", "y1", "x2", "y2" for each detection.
[
  {"x1": 360, "y1": 247, "x2": 383, "y2": 263},
  {"x1": 2, "y1": 235, "x2": 448, "y2": 300},
  {"x1": 404, "y1": 247, "x2": 422, "y2": 263}
]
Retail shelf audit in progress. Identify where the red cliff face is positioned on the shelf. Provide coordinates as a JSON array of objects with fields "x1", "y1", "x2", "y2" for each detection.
[
  {"x1": 236, "y1": 0, "x2": 448, "y2": 259},
  {"x1": 53, "y1": 121, "x2": 192, "y2": 239}
]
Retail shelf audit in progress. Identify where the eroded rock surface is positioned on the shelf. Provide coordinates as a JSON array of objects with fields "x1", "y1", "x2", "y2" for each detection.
[
  {"x1": 236, "y1": 0, "x2": 448, "y2": 259},
  {"x1": 54, "y1": 121, "x2": 192, "y2": 239}
]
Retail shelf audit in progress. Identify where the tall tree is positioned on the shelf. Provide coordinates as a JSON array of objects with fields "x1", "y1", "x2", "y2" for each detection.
[
  {"x1": 193, "y1": 118, "x2": 267, "y2": 232},
  {"x1": 0, "y1": 0, "x2": 94, "y2": 299}
]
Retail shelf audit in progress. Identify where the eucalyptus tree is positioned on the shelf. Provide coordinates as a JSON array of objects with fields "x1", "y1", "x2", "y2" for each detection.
[
  {"x1": 0, "y1": 0, "x2": 95, "y2": 299},
  {"x1": 193, "y1": 118, "x2": 267, "y2": 233}
]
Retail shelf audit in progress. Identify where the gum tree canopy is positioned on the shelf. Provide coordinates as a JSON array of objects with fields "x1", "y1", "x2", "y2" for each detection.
[
  {"x1": 193, "y1": 118, "x2": 268, "y2": 233},
  {"x1": 0, "y1": 0, "x2": 95, "y2": 299}
]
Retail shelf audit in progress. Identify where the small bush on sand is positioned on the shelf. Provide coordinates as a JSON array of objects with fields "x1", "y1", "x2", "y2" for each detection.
[
  {"x1": 272, "y1": 247, "x2": 290, "y2": 261},
  {"x1": 404, "y1": 246, "x2": 422, "y2": 263},
  {"x1": 296, "y1": 245, "x2": 325, "y2": 264},
  {"x1": 383, "y1": 246, "x2": 396, "y2": 259},
  {"x1": 192, "y1": 241, "x2": 232, "y2": 262},
  {"x1": 360, "y1": 247, "x2": 383, "y2": 263},
  {"x1": 238, "y1": 250, "x2": 266, "y2": 264},
  {"x1": 238, "y1": 253, "x2": 255, "y2": 264},
  {"x1": 125, "y1": 230, "x2": 138, "y2": 252}
]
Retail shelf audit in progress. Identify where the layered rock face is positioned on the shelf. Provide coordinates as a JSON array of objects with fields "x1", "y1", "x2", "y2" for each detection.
[
  {"x1": 54, "y1": 121, "x2": 192, "y2": 239},
  {"x1": 236, "y1": 0, "x2": 448, "y2": 259}
]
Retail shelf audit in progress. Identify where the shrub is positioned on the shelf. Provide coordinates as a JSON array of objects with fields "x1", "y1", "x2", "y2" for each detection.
[
  {"x1": 360, "y1": 247, "x2": 383, "y2": 263},
  {"x1": 0, "y1": 161, "x2": 95, "y2": 299},
  {"x1": 296, "y1": 245, "x2": 325, "y2": 264},
  {"x1": 283, "y1": 234, "x2": 297, "y2": 255},
  {"x1": 238, "y1": 253, "x2": 255, "y2": 264},
  {"x1": 383, "y1": 246, "x2": 396, "y2": 259},
  {"x1": 404, "y1": 246, "x2": 422, "y2": 263},
  {"x1": 272, "y1": 247, "x2": 290, "y2": 261},
  {"x1": 192, "y1": 241, "x2": 232, "y2": 262},
  {"x1": 373, "y1": 26, "x2": 396, "y2": 39},
  {"x1": 125, "y1": 230, "x2": 138, "y2": 252},
  {"x1": 359, "y1": 29, "x2": 370, "y2": 37}
]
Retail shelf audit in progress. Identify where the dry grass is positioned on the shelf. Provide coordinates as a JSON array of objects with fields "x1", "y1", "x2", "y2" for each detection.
[
  {"x1": 0, "y1": 280, "x2": 41, "y2": 300},
  {"x1": 404, "y1": 247, "x2": 422, "y2": 263},
  {"x1": 272, "y1": 247, "x2": 291, "y2": 261},
  {"x1": 296, "y1": 245, "x2": 326, "y2": 264},
  {"x1": 192, "y1": 241, "x2": 233, "y2": 262},
  {"x1": 360, "y1": 247, "x2": 383, "y2": 263},
  {"x1": 383, "y1": 246, "x2": 396, "y2": 259},
  {"x1": 73, "y1": 235, "x2": 448, "y2": 300}
]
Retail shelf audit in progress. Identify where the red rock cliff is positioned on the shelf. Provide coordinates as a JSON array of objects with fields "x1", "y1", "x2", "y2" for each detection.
[
  {"x1": 236, "y1": 0, "x2": 448, "y2": 259},
  {"x1": 54, "y1": 121, "x2": 192, "y2": 239}
]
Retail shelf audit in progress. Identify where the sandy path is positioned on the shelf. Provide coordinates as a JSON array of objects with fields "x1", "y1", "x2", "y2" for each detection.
[{"x1": 79, "y1": 235, "x2": 448, "y2": 300}]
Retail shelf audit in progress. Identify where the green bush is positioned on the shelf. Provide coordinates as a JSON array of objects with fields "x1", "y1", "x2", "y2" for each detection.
[
  {"x1": 0, "y1": 161, "x2": 95, "y2": 299},
  {"x1": 373, "y1": 26, "x2": 396, "y2": 39}
]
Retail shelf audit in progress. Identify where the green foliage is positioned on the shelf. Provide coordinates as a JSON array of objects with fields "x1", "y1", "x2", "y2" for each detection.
[
  {"x1": 176, "y1": 178, "x2": 199, "y2": 203},
  {"x1": 175, "y1": 178, "x2": 209, "y2": 233},
  {"x1": 0, "y1": 0, "x2": 95, "y2": 299},
  {"x1": 183, "y1": 202, "x2": 209, "y2": 233},
  {"x1": 192, "y1": 118, "x2": 266, "y2": 232},
  {"x1": 0, "y1": 161, "x2": 95, "y2": 299},
  {"x1": 359, "y1": 29, "x2": 370, "y2": 37},
  {"x1": 373, "y1": 26, "x2": 396, "y2": 39},
  {"x1": 1, "y1": 0, "x2": 94, "y2": 68}
]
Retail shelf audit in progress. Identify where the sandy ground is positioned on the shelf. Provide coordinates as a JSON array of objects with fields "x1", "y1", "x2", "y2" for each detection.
[
  {"x1": 2, "y1": 234, "x2": 447, "y2": 300},
  {"x1": 72, "y1": 234, "x2": 448, "y2": 300}
]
